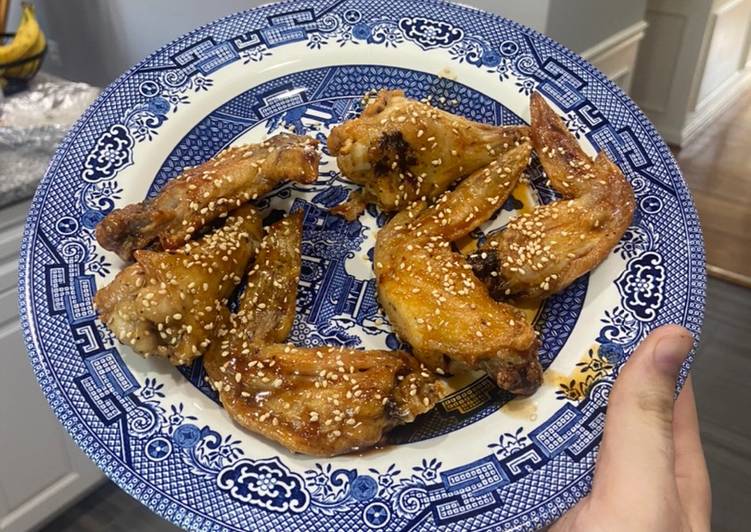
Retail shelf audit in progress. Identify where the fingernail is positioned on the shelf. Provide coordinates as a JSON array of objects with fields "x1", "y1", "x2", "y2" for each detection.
[{"x1": 653, "y1": 333, "x2": 693, "y2": 376}]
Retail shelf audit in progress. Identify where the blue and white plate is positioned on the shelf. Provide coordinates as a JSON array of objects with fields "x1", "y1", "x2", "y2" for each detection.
[{"x1": 18, "y1": 1, "x2": 705, "y2": 530}]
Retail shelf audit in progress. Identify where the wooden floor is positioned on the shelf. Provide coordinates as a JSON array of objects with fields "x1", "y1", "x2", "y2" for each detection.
[
  {"x1": 691, "y1": 278, "x2": 751, "y2": 531},
  {"x1": 38, "y1": 481, "x2": 179, "y2": 532},
  {"x1": 38, "y1": 278, "x2": 751, "y2": 531},
  {"x1": 675, "y1": 89, "x2": 751, "y2": 285}
]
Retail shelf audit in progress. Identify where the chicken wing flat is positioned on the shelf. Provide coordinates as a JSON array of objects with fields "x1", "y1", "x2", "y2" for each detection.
[
  {"x1": 204, "y1": 213, "x2": 439, "y2": 456},
  {"x1": 96, "y1": 133, "x2": 319, "y2": 260},
  {"x1": 208, "y1": 344, "x2": 438, "y2": 457},
  {"x1": 468, "y1": 93, "x2": 635, "y2": 302},
  {"x1": 327, "y1": 89, "x2": 530, "y2": 217},
  {"x1": 203, "y1": 211, "x2": 304, "y2": 380},
  {"x1": 375, "y1": 143, "x2": 542, "y2": 395},
  {"x1": 94, "y1": 205, "x2": 262, "y2": 365}
]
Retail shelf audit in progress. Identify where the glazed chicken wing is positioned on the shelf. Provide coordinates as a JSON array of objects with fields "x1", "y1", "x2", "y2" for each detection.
[
  {"x1": 203, "y1": 211, "x2": 304, "y2": 381},
  {"x1": 328, "y1": 89, "x2": 530, "y2": 218},
  {"x1": 96, "y1": 133, "x2": 319, "y2": 260},
  {"x1": 94, "y1": 205, "x2": 263, "y2": 365},
  {"x1": 468, "y1": 93, "x2": 635, "y2": 301},
  {"x1": 375, "y1": 143, "x2": 542, "y2": 395},
  {"x1": 204, "y1": 213, "x2": 439, "y2": 456},
  {"x1": 209, "y1": 344, "x2": 438, "y2": 457}
]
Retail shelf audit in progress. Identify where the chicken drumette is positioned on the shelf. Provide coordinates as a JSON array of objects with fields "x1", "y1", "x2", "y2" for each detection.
[
  {"x1": 96, "y1": 133, "x2": 319, "y2": 260},
  {"x1": 94, "y1": 205, "x2": 263, "y2": 365},
  {"x1": 327, "y1": 89, "x2": 530, "y2": 219},
  {"x1": 468, "y1": 93, "x2": 635, "y2": 302},
  {"x1": 375, "y1": 143, "x2": 543, "y2": 395},
  {"x1": 204, "y1": 213, "x2": 439, "y2": 457}
]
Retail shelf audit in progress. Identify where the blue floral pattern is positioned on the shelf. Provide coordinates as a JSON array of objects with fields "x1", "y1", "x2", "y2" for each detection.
[
  {"x1": 489, "y1": 427, "x2": 531, "y2": 458},
  {"x1": 398, "y1": 17, "x2": 464, "y2": 49},
  {"x1": 81, "y1": 125, "x2": 134, "y2": 182},
  {"x1": 564, "y1": 112, "x2": 588, "y2": 139},
  {"x1": 218, "y1": 458, "x2": 310, "y2": 512},
  {"x1": 369, "y1": 22, "x2": 404, "y2": 48},
  {"x1": 597, "y1": 307, "x2": 640, "y2": 345},
  {"x1": 616, "y1": 251, "x2": 665, "y2": 321}
]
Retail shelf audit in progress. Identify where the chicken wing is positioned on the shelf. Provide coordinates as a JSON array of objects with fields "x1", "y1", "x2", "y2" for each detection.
[
  {"x1": 208, "y1": 344, "x2": 438, "y2": 457},
  {"x1": 328, "y1": 89, "x2": 530, "y2": 217},
  {"x1": 203, "y1": 211, "x2": 304, "y2": 380},
  {"x1": 468, "y1": 93, "x2": 635, "y2": 302},
  {"x1": 375, "y1": 143, "x2": 542, "y2": 395},
  {"x1": 94, "y1": 205, "x2": 263, "y2": 365},
  {"x1": 204, "y1": 213, "x2": 439, "y2": 456},
  {"x1": 96, "y1": 133, "x2": 319, "y2": 260}
]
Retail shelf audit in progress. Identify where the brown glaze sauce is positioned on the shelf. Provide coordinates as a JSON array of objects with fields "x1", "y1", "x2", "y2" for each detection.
[{"x1": 502, "y1": 396, "x2": 538, "y2": 421}]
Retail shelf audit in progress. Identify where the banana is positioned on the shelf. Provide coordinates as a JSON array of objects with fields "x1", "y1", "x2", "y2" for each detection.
[
  {"x1": 12, "y1": 23, "x2": 46, "y2": 78},
  {"x1": 0, "y1": 3, "x2": 45, "y2": 80},
  {"x1": 0, "y1": 5, "x2": 37, "y2": 62}
]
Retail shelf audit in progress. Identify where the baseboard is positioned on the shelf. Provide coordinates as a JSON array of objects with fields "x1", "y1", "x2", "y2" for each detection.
[
  {"x1": 581, "y1": 20, "x2": 649, "y2": 63},
  {"x1": 679, "y1": 68, "x2": 751, "y2": 146},
  {"x1": 581, "y1": 20, "x2": 648, "y2": 93},
  {"x1": 651, "y1": 122, "x2": 685, "y2": 147},
  {"x1": 707, "y1": 264, "x2": 751, "y2": 289}
]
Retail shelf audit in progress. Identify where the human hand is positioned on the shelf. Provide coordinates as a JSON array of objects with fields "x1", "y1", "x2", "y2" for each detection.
[{"x1": 550, "y1": 325, "x2": 711, "y2": 532}]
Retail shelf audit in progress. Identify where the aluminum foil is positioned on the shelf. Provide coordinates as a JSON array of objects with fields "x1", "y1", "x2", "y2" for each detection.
[{"x1": 0, "y1": 74, "x2": 100, "y2": 208}]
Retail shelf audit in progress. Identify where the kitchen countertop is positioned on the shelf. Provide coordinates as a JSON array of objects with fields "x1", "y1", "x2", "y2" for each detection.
[
  {"x1": 0, "y1": 125, "x2": 65, "y2": 209},
  {"x1": 0, "y1": 74, "x2": 100, "y2": 210}
]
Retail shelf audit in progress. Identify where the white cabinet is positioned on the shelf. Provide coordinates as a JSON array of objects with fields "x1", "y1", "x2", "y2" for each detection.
[
  {"x1": 581, "y1": 21, "x2": 649, "y2": 95},
  {"x1": 632, "y1": 0, "x2": 751, "y2": 145},
  {"x1": 0, "y1": 200, "x2": 103, "y2": 532}
]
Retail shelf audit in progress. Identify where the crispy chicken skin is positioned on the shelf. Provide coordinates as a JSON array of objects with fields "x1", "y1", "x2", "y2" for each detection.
[
  {"x1": 94, "y1": 205, "x2": 263, "y2": 365},
  {"x1": 468, "y1": 93, "x2": 635, "y2": 302},
  {"x1": 203, "y1": 211, "x2": 305, "y2": 380},
  {"x1": 208, "y1": 344, "x2": 438, "y2": 457},
  {"x1": 204, "y1": 214, "x2": 439, "y2": 456},
  {"x1": 96, "y1": 133, "x2": 319, "y2": 260},
  {"x1": 375, "y1": 143, "x2": 543, "y2": 395},
  {"x1": 327, "y1": 89, "x2": 530, "y2": 217}
]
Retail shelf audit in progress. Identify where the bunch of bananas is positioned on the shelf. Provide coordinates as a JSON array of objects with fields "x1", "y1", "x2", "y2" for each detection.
[{"x1": 0, "y1": 3, "x2": 46, "y2": 86}]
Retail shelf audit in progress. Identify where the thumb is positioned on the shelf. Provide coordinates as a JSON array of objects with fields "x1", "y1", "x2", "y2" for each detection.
[{"x1": 589, "y1": 325, "x2": 694, "y2": 515}]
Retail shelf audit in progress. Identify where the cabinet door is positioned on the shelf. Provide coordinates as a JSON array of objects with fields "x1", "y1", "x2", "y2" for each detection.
[{"x1": 0, "y1": 201, "x2": 103, "y2": 532}]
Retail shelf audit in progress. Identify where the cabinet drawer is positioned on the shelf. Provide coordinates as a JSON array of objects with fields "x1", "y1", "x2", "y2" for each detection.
[
  {"x1": 0, "y1": 200, "x2": 31, "y2": 293},
  {"x1": 0, "y1": 198, "x2": 103, "y2": 531}
]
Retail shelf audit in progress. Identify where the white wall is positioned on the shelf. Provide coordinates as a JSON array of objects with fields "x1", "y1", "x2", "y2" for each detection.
[
  {"x1": 695, "y1": 0, "x2": 751, "y2": 103},
  {"x1": 545, "y1": 0, "x2": 648, "y2": 53},
  {"x1": 7, "y1": 0, "x2": 259, "y2": 86},
  {"x1": 469, "y1": 0, "x2": 550, "y2": 32},
  {"x1": 632, "y1": 0, "x2": 751, "y2": 145},
  {"x1": 12, "y1": 0, "x2": 641, "y2": 86},
  {"x1": 5, "y1": 0, "x2": 22, "y2": 31},
  {"x1": 12, "y1": 0, "x2": 552, "y2": 86}
]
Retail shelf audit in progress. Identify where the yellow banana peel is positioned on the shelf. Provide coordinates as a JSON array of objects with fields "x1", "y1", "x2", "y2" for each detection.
[{"x1": 0, "y1": 3, "x2": 46, "y2": 81}]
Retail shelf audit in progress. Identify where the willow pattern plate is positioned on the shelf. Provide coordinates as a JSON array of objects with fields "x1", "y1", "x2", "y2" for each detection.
[{"x1": 18, "y1": 1, "x2": 704, "y2": 530}]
